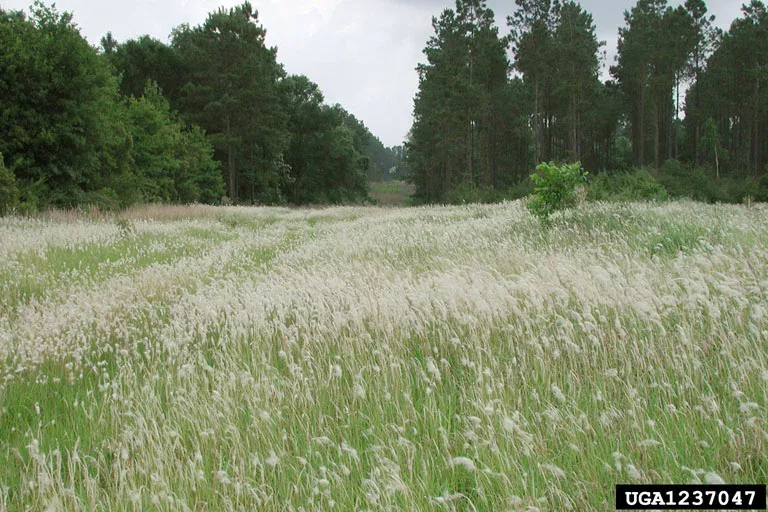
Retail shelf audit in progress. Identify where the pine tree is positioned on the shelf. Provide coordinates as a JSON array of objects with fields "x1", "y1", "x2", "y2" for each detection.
[
  {"x1": 509, "y1": 0, "x2": 558, "y2": 164},
  {"x1": 683, "y1": 0, "x2": 718, "y2": 163},
  {"x1": 172, "y1": 2, "x2": 289, "y2": 203},
  {"x1": 409, "y1": 0, "x2": 512, "y2": 202},
  {"x1": 552, "y1": 2, "x2": 601, "y2": 162}
]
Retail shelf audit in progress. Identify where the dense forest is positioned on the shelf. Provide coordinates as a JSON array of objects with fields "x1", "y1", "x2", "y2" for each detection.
[
  {"x1": 0, "y1": 1, "x2": 403, "y2": 211},
  {"x1": 2, "y1": 0, "x2": 768, "y2": 212},
  {"x1": 408, "y1": 0, "x2": 768, "y2": 204}
]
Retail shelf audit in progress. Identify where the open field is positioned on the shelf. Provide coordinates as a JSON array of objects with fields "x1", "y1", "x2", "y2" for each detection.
[
  {"x1": 0, "y1": 201, "x2": 767, "y2": 511},
  {"x1": 369, "y1": 181, "x2": 416, "y2": 207}
]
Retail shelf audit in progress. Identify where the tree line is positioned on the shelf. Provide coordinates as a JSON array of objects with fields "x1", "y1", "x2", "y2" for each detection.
[
  {"x1": 408, "y1": 0, "x2": 768, "y2": 204},
  {"x1": 0, "y1": 1, "x2": 403, "y2": 212}
]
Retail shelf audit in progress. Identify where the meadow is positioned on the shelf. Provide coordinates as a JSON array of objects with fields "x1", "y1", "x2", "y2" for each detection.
[
  {"x1": 368, "y1": 182, "x2": 416, "y2": 207},
  {"x1": 0, "y1": 200, "x2": 766, "y2": 511}
]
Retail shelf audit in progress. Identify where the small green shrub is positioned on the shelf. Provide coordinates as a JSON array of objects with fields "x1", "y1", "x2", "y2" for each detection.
[
  {"x1": 527, "y1": 161, "x2": 588, "y2": 223},
  {"x1": 587, "y1": 169, "x2": 667, "y2": 202}
]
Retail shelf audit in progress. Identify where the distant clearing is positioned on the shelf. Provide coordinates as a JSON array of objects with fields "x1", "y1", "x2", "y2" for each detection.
[{"x1": 369, "y1": 180, "x2": 415, "y2": 206}]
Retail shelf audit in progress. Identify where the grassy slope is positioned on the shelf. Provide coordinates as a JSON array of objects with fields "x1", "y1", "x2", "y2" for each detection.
[{"x1": 0, "y1": 201, "x2": 766, "y2": 511}]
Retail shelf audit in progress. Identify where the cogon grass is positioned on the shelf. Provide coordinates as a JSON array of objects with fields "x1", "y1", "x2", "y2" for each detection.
[{"x1": 0, "y1": 200, "x2": 766, "y2": 511}]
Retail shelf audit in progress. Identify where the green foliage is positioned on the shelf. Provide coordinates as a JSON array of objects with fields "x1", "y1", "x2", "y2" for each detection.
[
  {"x1": 612, "y1": 0, "x2": 698, "y2": 168},
  {"x1": 700, "y1": 117, "x2": 727, "y2": 175},
  {"x1": 445, "y1": 183, "x2": 505, "y2": 205},
  {"x1": 587, "y1": 169, "x2": 668, "y2": 202},
  {"x1": 126, "y1": 83, "x2": 180, "y2": 203},
  {"x1": 527, "y1": 162, "x2": 588, "y2": 223},
  {"x1": 177, "y1": 125, "x2": 225, "y2": 204},
  {"x1": 0, "y1": 153, "x2": 19, "y2": 214},
  {"x1": 280, "y1": 75, "x2": 369, "y2": 204},
  {"x1": 685, "y1": 2, "x2": 768, "y2": 176},
  {"x1": 338, "y1": 108, "x2": 400, "y2": 182},
  {"x1": 758, "y1": 170, "x2": 768, "y2": 203},
  {"x1": 444, "y1": 180, "x2": 533, "y2": 205},
  {"x1": 105, "y1": 35, "x2": 185, "y2": 100},
  {"x1": 0, "y1": 2, "x2": 129, "y2": 208},
  {"x1": 612, "y1": 135, "x2": 633, "y2": 170},
  {"x1": 5, "y1": 0, "x2": 766, "y2": 210},
  {"x1": 409, "y1": 0, "x2": 527, "y2": 203},
  {"x1": 124, "y1": 82, "x2": 223, "y2": 205},
  {"x1": 173, "y1": 2, "x2": 290, "y2": 204},
  {"x1": 657, "y1": 159, "x2": 759, "y2": 204}
]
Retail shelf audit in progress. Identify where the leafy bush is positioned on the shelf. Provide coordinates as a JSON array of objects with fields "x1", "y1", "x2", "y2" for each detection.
[
  {"x1": 656, "y1": 159, "x2": 692, "y2": 197},
  {"x1": 757, "y1": 171, "x2": 768, "y2": 203},
  {"x1": 717, "y1": 176, "x2": 758, "y2": 204},
  {"x1": 587, "y1": 169, "x2": 667, "y2": 202},
  {"x1": 657, "y1": 159, "x2": 759, "y2": 204},
  {"x1": 527, "y1": 162, "x2": 588, "y2": 223},
  {"x1": 0, "y1": 153, "x2": 19, "y2": 214},
  {"x1": 126, "y1": 82, "x2": 224, "y2": 205}
]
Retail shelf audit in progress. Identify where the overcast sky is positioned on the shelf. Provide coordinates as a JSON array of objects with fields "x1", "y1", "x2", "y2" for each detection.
[{"x1": 1, "y1": 0, "x2": 745, "y2": 146}]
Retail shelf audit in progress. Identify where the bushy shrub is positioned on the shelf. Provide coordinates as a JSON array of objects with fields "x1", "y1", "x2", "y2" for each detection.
[
  {"x1": 0, "y1": 153, "x2": 19, "y2": 214},
  {"x1": 757, "y1": 171, "x2": 768, "y2": 203},
  {"x1": 656, "y1": 159, "x2": 692, "y2": 197},
  {"x1": 587, "y1": 169, "x2": 667, "y2": 202},
  {"x1": 717, "y1": 176, "x2": 758, "y2": 204},
  {"x1": 527, "y1": 161, "x2": 588, "y2": 223},
  {"x1": 657, "y1": 159, "x2": 760, "y2": 204}
]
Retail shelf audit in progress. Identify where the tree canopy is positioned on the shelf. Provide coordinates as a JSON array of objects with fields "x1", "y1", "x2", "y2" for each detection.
[
  {"x1": 0, "y1": 1, "x2": 401, "y2": 211},
  {"x1": 2, "y1": 0, "x2": 767, "y2": 211},
  {"x1": 408, "y1": 0, "x2": 768, "y2": 204}
]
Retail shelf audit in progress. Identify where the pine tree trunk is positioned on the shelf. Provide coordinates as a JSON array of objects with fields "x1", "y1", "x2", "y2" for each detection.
[
  {"x1": 638, "y1": 85, "x2": 645, "y2": 167},
  {"x1": 571, "y1": 93, "x2": 578, "y2": 160},
  {"x1": 694, "y1": 54, "x2": 702, "y2": 165},
  {"x1": 695, "y1": 125, "x2": 701, "y2": 166},
  {"x1": 754, "y1": 72, "x2": 761, "y2": 175},
  {"x1": 226, "y1": 116, "x2": 237, "y2": 201},
  {"x1": 715, "y1": 143, "x2": 720, "y2": 179},
  {"x1": 674, "y1": 75, "x2": 679, "y2": 159},
  {"x1": 667, "y1": 89, "x2": 674, "y2": 163},
  {"x1": 534, "y1": 80, "x2": 541, "y2": 165},
  {"x1": 654, "y1": 99, "x2": 660, "y2": 169}
]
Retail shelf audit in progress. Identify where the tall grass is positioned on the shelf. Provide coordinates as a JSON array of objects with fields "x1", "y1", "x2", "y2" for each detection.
[{"x1": 0, "y1": 201, "x2": 766, "y2": 510}]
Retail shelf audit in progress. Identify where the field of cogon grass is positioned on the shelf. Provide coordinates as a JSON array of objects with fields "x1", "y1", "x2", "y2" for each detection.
[{"x1": 0, "y1": 200, "x2": 766, "y2": 511}]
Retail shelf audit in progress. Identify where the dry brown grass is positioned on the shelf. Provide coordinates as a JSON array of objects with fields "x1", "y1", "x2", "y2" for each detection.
[{"x1": 29, "y1": 204, "x2": 235, "y2": 223}]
